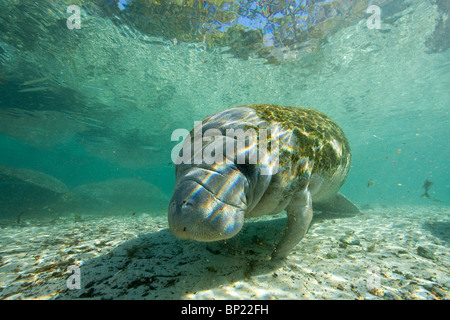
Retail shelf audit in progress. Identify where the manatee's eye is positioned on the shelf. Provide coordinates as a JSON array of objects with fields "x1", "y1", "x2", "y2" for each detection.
[{"x1": 182, "y1": 200, "x2": 193, "y2": 210}]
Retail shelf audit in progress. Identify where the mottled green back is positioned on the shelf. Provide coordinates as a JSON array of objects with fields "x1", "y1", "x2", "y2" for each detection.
[{"x1": 248, "y1": 104, "x2": 351, "y2": 175}]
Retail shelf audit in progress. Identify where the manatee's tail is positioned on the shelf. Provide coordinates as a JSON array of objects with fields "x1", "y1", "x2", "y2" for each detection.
[{"x1": 313, "y1": 193, "x2": 360, "y2": 215}]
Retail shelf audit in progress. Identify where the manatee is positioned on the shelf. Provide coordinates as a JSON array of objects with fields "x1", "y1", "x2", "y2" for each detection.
[
  {"x1": 0, "y1": 164, "x2": 69, "y2": 217},
  {"x1": 168, "y1": 104, "x2": 359, "y2": 259},
  {"x1": 0, "y1": 165, "x2": 69, "y2": 194}
]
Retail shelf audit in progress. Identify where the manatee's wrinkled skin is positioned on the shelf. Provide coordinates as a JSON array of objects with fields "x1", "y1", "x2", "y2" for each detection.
[{"x1": 168, "y1": 104, "x2": 359, "y2": 259}]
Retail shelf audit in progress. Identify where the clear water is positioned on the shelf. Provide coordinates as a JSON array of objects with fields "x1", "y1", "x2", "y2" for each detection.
[{"x1": 0, "y1": 0, "x2": 448, "y2": 300}]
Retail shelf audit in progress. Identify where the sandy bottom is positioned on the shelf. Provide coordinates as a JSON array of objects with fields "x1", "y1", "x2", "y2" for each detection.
[{"x1": 0, "y1": 205, "x2": 448, "y2": 300}]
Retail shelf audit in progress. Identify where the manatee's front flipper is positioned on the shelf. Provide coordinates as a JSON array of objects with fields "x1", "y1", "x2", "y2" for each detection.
[
  {"x1": 271, "y1": 191, "x2": 313, "y2": 260},
  {"x1": 314, "y1": 192, "x2": 360, "y2": 215}
]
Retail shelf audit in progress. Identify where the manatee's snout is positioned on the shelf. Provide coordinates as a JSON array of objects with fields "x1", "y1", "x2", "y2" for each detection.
[{"x1": 168, "y1": 179, "x2": 246, "y2": 242}]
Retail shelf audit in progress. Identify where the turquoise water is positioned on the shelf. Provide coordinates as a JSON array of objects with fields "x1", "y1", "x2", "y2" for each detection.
[
  {"x1": 0, "y1": 0, "x2": 448, "y2": 210},
  {"x1": 0, "y1": 0, "x2": 449, "y2": 300},
  {"x1": 1, "y1": 0, "x2": 448, "y2": 211}
]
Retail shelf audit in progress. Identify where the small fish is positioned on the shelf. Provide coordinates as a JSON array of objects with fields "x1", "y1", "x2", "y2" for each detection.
[
  {"x1": 367, "y1": 180, "x2": 374, "y2": 187},
  {"x1": 422, "y1": 179, "x2": 433, "y2": 199},
  {"x1": 131, "y1": 212, "x2": 136, "y2": 217},
  {"x1": 422, "y1": 179, "x2": 441, "y2": 202}
]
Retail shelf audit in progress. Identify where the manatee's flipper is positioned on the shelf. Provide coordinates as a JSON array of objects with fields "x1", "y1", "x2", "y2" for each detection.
[
  {"x1": 272, "y1": 191, "x2": 313, "y2": 260},
  {"x1": 314, "y1": 192, "x2": 360, "y2": 214}
]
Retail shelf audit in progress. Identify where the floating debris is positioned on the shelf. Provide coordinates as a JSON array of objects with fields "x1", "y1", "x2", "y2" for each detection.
[
  {"x1": 18, "y1": 86, "x2": 51, "y2": 93},
  {"x1": 21, "y1": 77, "x2": 49, "y2": 86},
  {"x1": 373, "y1": 134, "x2": 384, "y2": 140}
]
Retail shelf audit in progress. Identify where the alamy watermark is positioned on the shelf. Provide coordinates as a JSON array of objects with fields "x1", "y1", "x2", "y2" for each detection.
[
  {"x1": 67, "y1": 5, "x2": 81, "y2": 30},
  {"x1": 171, "y1": 121, "x2": 279, "y2": 175},
  {"x1": 367, "y1": 5, "x2": 381, "y2": 30},
  {"x1": 366, "y1": 265, "x2": 381, "y2": 291},
  {"x1": 66, "y1": 265, "x2": 81, "y2": 290}
]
